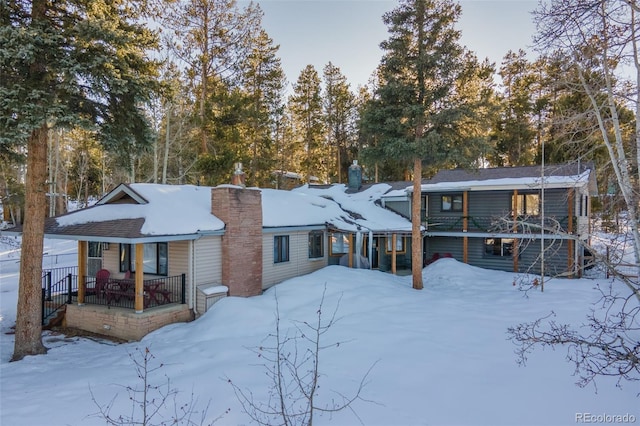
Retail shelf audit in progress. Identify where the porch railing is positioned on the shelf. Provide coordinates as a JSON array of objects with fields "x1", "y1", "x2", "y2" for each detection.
[
  {"x1": 42, "y1": 266, "x2": 78, "y2": 325},
  {"x1": 83, "y1": 273, "x2": 186, "y2": 310},
  {"x1": 425, "y1": 215, "x2": 577, "y2": 234}
]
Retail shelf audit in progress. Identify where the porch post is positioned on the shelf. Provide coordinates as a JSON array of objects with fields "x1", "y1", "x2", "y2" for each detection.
[
  {"x1": 512, "y1": 190, "x2": 519, "y2": 273},
  {"x1": 368, "y1": 231, "x2": 373, "y2": 270},
  {"x1": 463, "y1": 191, "x2": 468, "y2": 264},
  {"x1": 77, "y1": 240, "x2": 87, "y2": 304},
  {"x1": 135, "y1": 243, "x2": 144, "y2": 313},
  {"x1": 348, "y1": 233, "x2": 353, "y2": 268},
  {"x1": 567, "y1": 189, "x2": 575, "y2": 277},
  {"x1": 391, "y1": 233, "x2": 397, "y2": 275}
]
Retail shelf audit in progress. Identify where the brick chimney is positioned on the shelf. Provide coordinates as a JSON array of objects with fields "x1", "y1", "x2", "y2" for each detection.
[{"x1": 211, "y1": 186, "x2": 263, "y2": 296}]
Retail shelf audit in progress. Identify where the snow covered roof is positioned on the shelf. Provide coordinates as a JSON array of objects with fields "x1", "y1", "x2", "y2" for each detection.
[
  {"x1": 43, "y1": 182, "x2": 413, "y2": 242},
  {"x1": 293, "y1": 183, "x2": 415, "y2": 233},
  {"x1": 383, "y1": 163, "x2": 597, "y2": 197},
  {"x1": 51, "y1": 183, "x2": 225, "y2": 242}
]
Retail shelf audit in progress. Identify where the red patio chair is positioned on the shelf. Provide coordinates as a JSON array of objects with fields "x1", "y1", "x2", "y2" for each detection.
[{"x1": 94, "y1": 269, "x2": 110, "y2": 297}]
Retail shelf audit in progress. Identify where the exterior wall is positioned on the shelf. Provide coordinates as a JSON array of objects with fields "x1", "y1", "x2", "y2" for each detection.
[
  {"x1": 425, "y1": 237, "x2": 465, "y2": 263},
  {"x1": 384, "y1": 200, "x2": 411, "y2": 219},
  {"x1": 66, "y1": 304, "x2": 192, "y2": 341},
  {"x1": 102, "y1": 245, "x2": 121, "y2": 277},
  {"x1": 426, "y1": 235, "x2": 575, "y2": 276},
  {"x1": 378, "y1": 235, "x2": 413, "y2": 272},
  {"x1": 169, "y1": 240, "x2": 191, "y2": 305},
  {"x1": 262, "y1": 229, "x2": 328, "y2": 289},
  {"x1": 194, "y1": 236, "x2": 222, "y2": 286},
  {"x1": 426, "y1": 188, "x2": 574, "y2": 233}
]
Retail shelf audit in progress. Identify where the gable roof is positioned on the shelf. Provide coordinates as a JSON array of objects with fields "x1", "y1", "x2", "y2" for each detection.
[
  {"x1": 33, "y1": 182, "x2": 415, "y2": 243},
  {"x1": 47, "y1": 183, "x2": 225, "y2": 243}
]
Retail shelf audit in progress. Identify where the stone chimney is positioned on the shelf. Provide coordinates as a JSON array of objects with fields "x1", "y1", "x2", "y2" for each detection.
[{"x1": 211, "y1": 186, "x2": 263, "y2": 297}]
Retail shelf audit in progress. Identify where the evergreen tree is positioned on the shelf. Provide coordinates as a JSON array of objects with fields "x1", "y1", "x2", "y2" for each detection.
[
  {"x1": 491, "y1": 49, "x2": 537, "y2": 166},
  {"x1": 241, "y1": 28, "x2": 286, "y2": 187},
  {"x1": 289, "y1": 65, "x2": 326, "y2": 183},
  {"x1": 323, "y1": 62, "x2": 356, "y2": 183},
  {"x1": 0, "y1": 0, "x2": 160, "y2": 361},
  {"x1": 362, "y1": 0, "x2": 481, "y2": 289},
  {"x1": 164, "y1": 0, "x2": 261, "y2": 156}
]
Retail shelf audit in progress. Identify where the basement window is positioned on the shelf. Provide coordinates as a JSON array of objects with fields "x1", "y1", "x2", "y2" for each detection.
[{"x1": 484, "y1": 238, "x2": 514, "y2": 257}]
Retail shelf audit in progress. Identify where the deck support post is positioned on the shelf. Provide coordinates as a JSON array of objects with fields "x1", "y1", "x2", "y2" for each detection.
[
  {"x1": 77, "y1": 240, "x2": 87, "y2": 305},
  {"x1": 391, "y1": 233, "x2": 397, "y2": 274},
  {"x1": 135, "y1": 243, "x2": 144, "y2": 313},
  {"x1": 568, "y1": 189, "x2": 575, "y2": 277},
  {"x1": 463, "y1": 191, "x2": 468, "y2": 264},
  {"x1": 512, "y1": 190, "x2": 519, "y2": 273}
]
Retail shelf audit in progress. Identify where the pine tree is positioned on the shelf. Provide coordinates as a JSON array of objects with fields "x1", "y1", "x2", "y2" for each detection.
[
  {"x1": 0, "y1": 0, "x2": 160, "y2": 361},
  {"x1": 164, "y1": 0, "x2": 261, "y2": 157},
  {"x1": 491, "y1": 49, "x2": 537, "y2": 166},
  {"x1": 323, "y1": 62, "x2": 356, "y2": 183},
  {"x1": 241, "y1": 28, "x2": 286, "y2": 187},
  {"x1": 289, "y1": 65, "x2": 326, "y2": 183},
  {"x1": 362, "y1": 0, "x2": 481, "y2": 289}
]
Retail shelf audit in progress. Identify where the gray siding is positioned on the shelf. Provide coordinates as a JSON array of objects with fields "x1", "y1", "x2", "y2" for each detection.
[
  {"x1": 426, "y1": 235, "x2": 576, "y2": 276},
  {"x1": 384, "y1": 200, "x2": 410, "y2": 219},
  {"x1": 262, "y1": 230, "x2": 328, "y2": 289},
  {"x1": 427, "y1": 188, "x2": 574, "y2": 229}
]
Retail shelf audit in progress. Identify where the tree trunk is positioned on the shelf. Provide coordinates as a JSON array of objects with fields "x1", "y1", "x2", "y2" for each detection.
[
  {"x1": 412, "y1": 157, "x2": 423, "y2": 290},
  {"x1": 12, "y1": 123, "x2": 49, "y2": 361}
]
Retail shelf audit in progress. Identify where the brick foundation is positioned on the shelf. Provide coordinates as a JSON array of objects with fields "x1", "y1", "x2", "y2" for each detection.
[
  {"x1": 65, "y1": 304, "x2": 193, "y2": 341},
  {"x1": 211, "y1": 186, "x2": 263, "y2": 296}
]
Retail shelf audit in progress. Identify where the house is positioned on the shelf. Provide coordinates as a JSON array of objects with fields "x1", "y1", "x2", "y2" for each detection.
[
  {"x1": 28, "y1": 180, "x2": 413, "y2": 341},
  {"x1": 381, "y1": 163, "x2": 598, "y2": 276},
  {"x1": 8, "y1": 162, "x2": 596, "y2": 341}
]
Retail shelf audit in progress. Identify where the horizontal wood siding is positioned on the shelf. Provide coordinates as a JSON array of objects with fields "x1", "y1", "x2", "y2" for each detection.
[
  {"x1": 465, "y1": 237, "x2": 514, "y2": 273},
  {"x1": 518, "y1": 238, "x2": 571, "y2": 276},
  {"x1": 384, "y1": 200, "x2": 410, "y2": 219},
  {"x1": 262, "y1": 230, "x2": 328, "y2": 289},
  {"x1": 169, "y1": 241, "x2": 191, "y2": 306},
  {"x1": 425, "y1": 237, "x2": 464, "y2": 262},
  {"x1": 102, "y1": 246, "x2": 120, "y2": 276},
  {"x1": 194, "y1": 236, "x2": 222, "y2": 286},
  {"x1": 427, "y1": 189, "x2": 574, "y2": 232}
]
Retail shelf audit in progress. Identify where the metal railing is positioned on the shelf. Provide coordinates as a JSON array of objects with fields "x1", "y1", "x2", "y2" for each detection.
[
  {"x1": 41, "y1": 266, "x2": 78, "y2": 325},
  {"x1": 425, "y1": 215, "x2": 577, "y2": 234},
  {"x1": 83, "y1": 273, "x2": 186, "y2": 310}
]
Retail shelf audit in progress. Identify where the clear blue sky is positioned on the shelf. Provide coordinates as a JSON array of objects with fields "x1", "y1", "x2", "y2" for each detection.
[{"x1": 242, "y1": 0, "x2": 538, "y2": 91}]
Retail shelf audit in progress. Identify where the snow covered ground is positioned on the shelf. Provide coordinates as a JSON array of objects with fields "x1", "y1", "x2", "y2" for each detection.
[{"x1": 0, "y1": 237, "x2": 638, "y2": 426}]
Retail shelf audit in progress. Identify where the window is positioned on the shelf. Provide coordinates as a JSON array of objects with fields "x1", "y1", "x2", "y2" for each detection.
[
  {"x1": 484, "y1": 238, "x2": 514, "y2": 257},
  {"x1": 88, "y1": 241, "x2": 103, "y2": 258},
  {"x1": 274, "y1": 235, "x2": 290, "y2": 263},
  {"x1": 580, "y1": 195, "x2": 589, "y2": 217},
  {"x1": 441, "y1": 194, "x2": 463, "y2": 212},
  {"x1": 385, "y1": 235, "x2": 406, "y2": 253},
  {"x1": 512, "y1": 193, "x2": 540, "y2": 216},
  {"x1": 119, "y1": 243, "x2": 168, "y2": 275},
  {"x1": 308, "y1": 231, "x2": 324, "y2": 259},
  {"x1": 330, "y1": 232, "x2": 350, "y2": 255}
]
